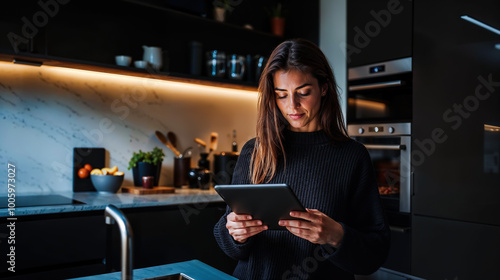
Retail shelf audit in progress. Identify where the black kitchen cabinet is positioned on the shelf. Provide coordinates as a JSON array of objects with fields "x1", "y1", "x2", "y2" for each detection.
[
  {"x1": 0, "y1": 212, "x2": 107, "y2": 280},
  {"x1": 412, "y1": 0, "x2": 500, "y2": 278},
  {"x1": 347, "y1": 0, "x2": 412, "y2": 67},
  {"x1": 106, "y1": 202, "x2": 236, "y2": 275},
  {"x1": 0, "y1": 0, "x2": 318, "y2": 89},
  {"x1": 0, "y1": 202, "x2": 233, "y2": 280},
  {"x1": 412, "y1": 215, "x2": 500, "y2": 280}
]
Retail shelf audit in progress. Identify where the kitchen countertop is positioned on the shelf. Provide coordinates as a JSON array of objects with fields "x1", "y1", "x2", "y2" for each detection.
[
  {"x1": 0, "y1": 187, "x2": 224, "y2": 217},
  {"x1": 69, "y1": 259, "x2": 238, "y2": 280}
]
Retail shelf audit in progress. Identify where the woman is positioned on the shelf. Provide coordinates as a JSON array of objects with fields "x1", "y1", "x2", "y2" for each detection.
[{"x1": 214, "y1": 39, "x2": 390, "y2": 279}]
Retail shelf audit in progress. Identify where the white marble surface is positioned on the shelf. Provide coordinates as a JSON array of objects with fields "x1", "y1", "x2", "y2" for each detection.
[
  {"x1": 68, "y1": 259, "x2": 237, "y2": 280},
  {"x1": 0, "y1": 188, "x2": 224, "y2": 217},
  {"x1": 0, "y1": 62, "x2": 257, "y2": 196}
]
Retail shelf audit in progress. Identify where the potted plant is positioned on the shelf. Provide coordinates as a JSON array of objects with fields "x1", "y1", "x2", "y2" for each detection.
[
  {"x1": 128, "y1": 147, "x2": 165, "y2": 186},
  {"x1": 213, "y1": 0, "x2": 232, "y2": 22},
  {"x1": 266, "y1": 2, "x2": 287, "y2": 37}
]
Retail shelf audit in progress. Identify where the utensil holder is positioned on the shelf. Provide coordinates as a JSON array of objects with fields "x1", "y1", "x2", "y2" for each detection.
[{"x1": 174, "y1": 157, "x2": 191, "y2": 188}]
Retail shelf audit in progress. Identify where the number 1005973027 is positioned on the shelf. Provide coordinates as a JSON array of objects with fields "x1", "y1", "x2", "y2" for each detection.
[{"x1": 8, "y1": 163, "x2": 16, "y2": 213}]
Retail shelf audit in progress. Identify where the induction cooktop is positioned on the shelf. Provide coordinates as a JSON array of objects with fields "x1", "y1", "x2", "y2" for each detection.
[{"x1": 0, "y1": 194, "x2": 85, "y2": 208}]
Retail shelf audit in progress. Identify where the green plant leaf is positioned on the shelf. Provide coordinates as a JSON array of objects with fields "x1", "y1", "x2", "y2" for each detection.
[{"x1": 128, "y1": 147, "x2": 165, "y2": 169}]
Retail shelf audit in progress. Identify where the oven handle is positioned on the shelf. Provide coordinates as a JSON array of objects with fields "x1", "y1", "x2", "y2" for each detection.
[
  {"x1": 348, "y1": 80, "x2": 403, "y2": 91},
  {"x1": 363, "y1": 144, "x2": 406, "y2": 151}
]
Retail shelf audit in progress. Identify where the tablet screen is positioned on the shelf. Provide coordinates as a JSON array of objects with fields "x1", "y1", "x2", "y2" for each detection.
[{"x1": 214, "y1": 183, "x2": 306, "y2": 230}]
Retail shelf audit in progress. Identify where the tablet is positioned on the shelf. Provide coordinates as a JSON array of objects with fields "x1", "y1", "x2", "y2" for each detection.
[{"x1": 214, "y1": 183, "x2": 306, "y2": 230}]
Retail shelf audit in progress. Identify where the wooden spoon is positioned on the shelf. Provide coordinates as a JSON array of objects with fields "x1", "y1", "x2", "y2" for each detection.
[
  {"x1": 167, "y1": 131, "x2": 177, "y2": 148},
  {"x1": 194, "y1": 138, "x2": 207, "y2": 148},
  {"x1": 155, "y1": 131, "x2": 181, "y2": 157}
]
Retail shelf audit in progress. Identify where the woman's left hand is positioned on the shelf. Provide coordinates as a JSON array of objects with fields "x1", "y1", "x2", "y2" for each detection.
[{"x1": 279, "y1": 208, "x2": 344, "y2": 248}]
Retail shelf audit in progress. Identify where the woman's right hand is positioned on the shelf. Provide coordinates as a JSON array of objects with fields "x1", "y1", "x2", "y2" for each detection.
[{"x1": 226, "y1": 212, "x2": 268, "y2": 243}]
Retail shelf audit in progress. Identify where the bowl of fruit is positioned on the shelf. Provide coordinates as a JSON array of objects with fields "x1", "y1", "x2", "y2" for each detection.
[{"x1": 90, "y1": 166, "x2": 124, "y2": 193}]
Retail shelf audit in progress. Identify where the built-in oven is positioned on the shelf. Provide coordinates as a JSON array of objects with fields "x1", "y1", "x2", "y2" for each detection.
[
  {"x1": 347, "y1": 57, "x2": 412, "y2": 124},
  {"x1": 347, "y1": 58, "x2": 414, "y2": 276},
  {"x1": 348, "y1": 122, "x2": 412, "y2": 275}
]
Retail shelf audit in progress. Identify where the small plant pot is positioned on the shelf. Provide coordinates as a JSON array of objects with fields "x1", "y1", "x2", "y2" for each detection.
[
  {"x1": 132, "y1": 162, "x2": 161, "y2": 186},
  {"x1": 214, "y1": 7, "x2": 226, "y2": 22},
  {"x1": 270, "y1": 17, "x2": 285, "y2": 37}
]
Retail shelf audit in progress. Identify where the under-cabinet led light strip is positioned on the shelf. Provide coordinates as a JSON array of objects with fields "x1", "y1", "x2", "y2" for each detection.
[
  {"x1": 484, "y1": 124, "x2": 500, "y2": 132},
  {"x1": 461, "y1": 15, "x2": 500, "y2": 36},
  {"x1": 0, "y1": 61, "x2": 258, "y2": 97}
]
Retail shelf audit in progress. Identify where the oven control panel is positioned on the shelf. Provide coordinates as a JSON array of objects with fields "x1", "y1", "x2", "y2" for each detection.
[{"x1": 348, "y1": 123, "x2": 411, "y2": 137}]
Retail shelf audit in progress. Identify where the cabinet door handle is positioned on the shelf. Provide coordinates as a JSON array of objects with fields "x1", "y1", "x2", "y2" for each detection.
[{"x1": 349, "y1": 80, "x2": 402, "y2": 91}]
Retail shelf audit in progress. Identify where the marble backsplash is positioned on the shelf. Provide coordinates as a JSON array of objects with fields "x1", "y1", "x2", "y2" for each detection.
[{"x1": 0, "y1": 62, "x2": 258, "y2": 195}]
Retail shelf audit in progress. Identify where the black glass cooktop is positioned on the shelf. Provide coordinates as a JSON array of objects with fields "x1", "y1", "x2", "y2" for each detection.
[{"x1": 0, "y1": 195, "x2": 85, "y2": 208}]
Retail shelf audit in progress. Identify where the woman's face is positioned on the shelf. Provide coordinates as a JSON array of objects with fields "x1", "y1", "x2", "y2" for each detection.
[{"x1": 273, "y1": 69, "x2": 327, "y2": 132}]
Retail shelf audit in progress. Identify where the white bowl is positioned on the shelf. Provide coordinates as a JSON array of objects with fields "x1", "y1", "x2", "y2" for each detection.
[
  {"x1": 115, "y1": 55, "x2": 132, "y2": 67},
  {"x1": 134, "y1": 60, "x2": 149, "y2": 69}
]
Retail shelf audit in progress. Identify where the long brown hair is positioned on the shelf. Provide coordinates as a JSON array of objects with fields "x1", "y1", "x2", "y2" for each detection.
[{"x1": 250, "y1": 39, "x2": 349, "y2": 184}]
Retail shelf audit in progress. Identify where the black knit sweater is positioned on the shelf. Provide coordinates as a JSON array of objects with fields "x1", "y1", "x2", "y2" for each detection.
[{"x1": 213, "y1": 129, "x2": 390, "y2": 280}]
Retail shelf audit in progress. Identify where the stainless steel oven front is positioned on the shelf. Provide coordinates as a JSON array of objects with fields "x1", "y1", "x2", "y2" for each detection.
[{"x1": 348, "y1": 122, "x2": 411, "y2": 213}]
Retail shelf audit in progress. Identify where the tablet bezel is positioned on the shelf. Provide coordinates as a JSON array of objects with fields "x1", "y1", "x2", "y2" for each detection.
[{"x1": 214, "y1": 183, "x2": 306, "y2": 230}]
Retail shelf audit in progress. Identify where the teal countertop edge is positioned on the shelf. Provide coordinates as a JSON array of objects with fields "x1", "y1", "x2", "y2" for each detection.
[
  {"x1": 68, "y1": 259, "x2": 238, "y2": 280},
  {"x1": 0, "y1": 188, "x2": 224, "y2": 217}
]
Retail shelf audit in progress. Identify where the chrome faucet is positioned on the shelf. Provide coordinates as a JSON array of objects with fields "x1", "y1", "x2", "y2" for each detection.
[{"x1": 104, "y1": 204, "x2": 134, "y2": 280}]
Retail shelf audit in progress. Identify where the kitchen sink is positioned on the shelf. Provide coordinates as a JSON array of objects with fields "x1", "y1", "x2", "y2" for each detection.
[{"x1": 142, "y1": 273, "x2": 195, "y2": 280}]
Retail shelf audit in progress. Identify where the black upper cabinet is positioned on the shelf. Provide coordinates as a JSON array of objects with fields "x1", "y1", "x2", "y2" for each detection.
[
  {"x1": 347, "y1": 0, "x2": 413, "y2": 67},
  {"x1": 412, "y1": 1, "x2": 499, "y2": 278},
  {"x1": 412, "y1": 0, "x2": 500, "y2": 226},
  {"x1": 0, "y1": 0, "x2": 318, "y2": 87}
]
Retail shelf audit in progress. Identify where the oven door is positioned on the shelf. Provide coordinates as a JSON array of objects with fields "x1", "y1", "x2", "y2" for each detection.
[
  {"x1": 348, "y1": 123, "x2": 412, "y2": 214},
  {"x1": 348, "y1": 57, "x2": 412, "y2": 124},
  {"x1": 356, "y1": 136, "x2": 411, "y2": 214}
]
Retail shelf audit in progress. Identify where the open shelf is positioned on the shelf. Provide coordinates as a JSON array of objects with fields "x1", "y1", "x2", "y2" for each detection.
[
  {"x1": 121, "y1": 0, "x2": 282, "y2": 40},
  {"x1": 1, "y1": 52, "x2": 258, "y2": 91}
]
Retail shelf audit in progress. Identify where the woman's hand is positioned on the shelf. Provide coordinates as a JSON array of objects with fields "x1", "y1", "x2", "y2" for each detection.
[
  {"x1": 226, "y1": 212, "x2": 268, "y2": 243},
  {"x1": 279, "y1": 209, "x2": 344, "y2": 248}
]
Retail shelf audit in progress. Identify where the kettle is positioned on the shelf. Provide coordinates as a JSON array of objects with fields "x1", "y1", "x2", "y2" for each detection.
[{"x1": 142, "y1": 45, "x2": 163, "y2": 71}]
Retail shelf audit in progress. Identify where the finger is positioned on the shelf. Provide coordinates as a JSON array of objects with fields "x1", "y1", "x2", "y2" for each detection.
[
  {"x1": 279, "y1": 219, "x2": 310, "y2": 229},
  {"x1": 229, "y1": 219, "x2": 263, "y2": 229},
  {"x1": 285, "y1": 226, "x2": 314, "y2": 241},
  {"x1": 306, "y1": 208, "x2": 322, "y2": 214},
  {"x1": 291, "y1": 209, "x2": 324, "y2": 223},
  {"x1": 288, "y1": 211, "x2": 315, "y2": 222},
  {"x1": 230, "y1": 225, "x2": 268, "y2": 241},
  {"x1": 233, "y1": 214, "x2": 253, "y2": 221},
  {"x1": 232, "y1": 225, "x2": 268, "y2": 236},
  {"x1": 227, "y1": 212, "x2": 253, "y2": 222}
]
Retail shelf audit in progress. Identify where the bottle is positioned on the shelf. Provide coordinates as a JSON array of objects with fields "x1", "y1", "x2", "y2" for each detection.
[
  {"x1": 198, "y1": 152, "x2": 210, "y2": 170},
  {"x1": 232, "y1": 129, "x2": 238, "y2": 152}
]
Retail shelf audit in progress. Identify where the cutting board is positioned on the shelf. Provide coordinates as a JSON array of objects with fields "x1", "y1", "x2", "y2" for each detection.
[
  {"x1": 73, "y1": 147, "x2": 105, "y2": 192},
  {"x1": 121, "y1": 186, "x2": 175, "y2": 195}
]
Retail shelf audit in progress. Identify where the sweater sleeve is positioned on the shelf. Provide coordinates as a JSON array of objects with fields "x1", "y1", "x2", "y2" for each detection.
[
  {"x1": 323, "y1": 144, "x2": 391, "y2": 275},
  {"x1": 213, "y1": 139, "x2": 255, "y2": 260}
]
